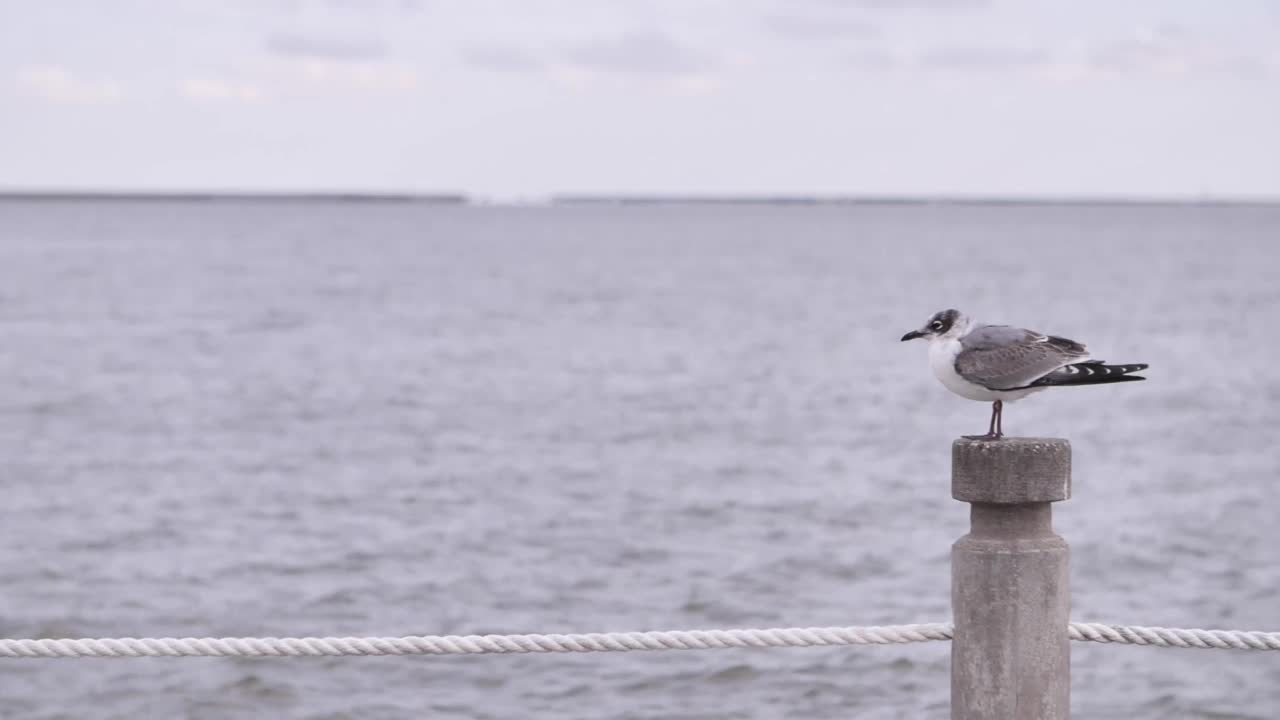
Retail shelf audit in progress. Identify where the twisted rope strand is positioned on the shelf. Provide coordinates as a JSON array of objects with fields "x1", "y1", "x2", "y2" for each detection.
[
  {"x1": 0, "y1": 624, "x2": 950, "y2": 659},
  {"x1": 2, "y1": 622, "x2": 1276, "y2": 659},
  {"x1": 1068, "y1": 622, "x2": 1280, "y2": 651}
]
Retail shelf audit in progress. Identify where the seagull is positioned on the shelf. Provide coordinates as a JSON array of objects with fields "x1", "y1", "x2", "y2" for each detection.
[{"x1": 900, "y1": 309, "x2": 1148, "y2": 440}]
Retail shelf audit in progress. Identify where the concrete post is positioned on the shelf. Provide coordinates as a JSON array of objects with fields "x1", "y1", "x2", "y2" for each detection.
[{"x1": 951, "y1": 437, "x2": 1071, "y2": 720}]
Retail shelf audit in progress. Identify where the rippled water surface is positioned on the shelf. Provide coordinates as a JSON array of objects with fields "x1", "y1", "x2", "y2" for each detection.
[{"x1": 1, "y1": 200, "x2": 1278, "y2": 719}]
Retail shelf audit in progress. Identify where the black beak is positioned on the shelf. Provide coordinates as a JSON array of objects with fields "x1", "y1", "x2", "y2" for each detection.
[{"x1": 901, "y1": 330, "x2": 924, "y2": 342}]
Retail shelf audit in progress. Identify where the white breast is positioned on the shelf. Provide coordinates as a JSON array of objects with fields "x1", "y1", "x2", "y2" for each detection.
[{"x1": 927, "y1": 337, "x2": 1041, "y2": 403}]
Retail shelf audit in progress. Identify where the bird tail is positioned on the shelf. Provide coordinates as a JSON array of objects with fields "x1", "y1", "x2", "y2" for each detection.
[{"x1": 1031, "y1": 361, "x2": 1148, "y2": 387}]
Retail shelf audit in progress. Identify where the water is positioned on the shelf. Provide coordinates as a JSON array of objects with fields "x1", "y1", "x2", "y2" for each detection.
[{"x1": 0, "y1": 200, "x2": 1277, "y2": 719}]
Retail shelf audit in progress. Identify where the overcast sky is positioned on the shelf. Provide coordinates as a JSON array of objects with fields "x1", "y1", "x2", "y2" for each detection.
[{"x1": 2, "y1": 0, "x2": 1278, "y2": 199}]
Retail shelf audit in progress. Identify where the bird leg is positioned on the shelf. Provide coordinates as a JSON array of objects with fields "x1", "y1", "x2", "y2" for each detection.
[{"x1": 963, "y1": 400, "x2": 1004, "y2": 441}]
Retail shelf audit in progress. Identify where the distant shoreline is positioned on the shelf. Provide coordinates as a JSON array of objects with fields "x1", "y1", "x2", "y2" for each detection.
[
  {"x1": 551, "y1": 194, "x2": 1280, "y2": 207},
  {"x1": 0, "y1": 191, "x2": 469, "y2": 204},
  {"x1": 0, "y1": 191, "x2": 1276, "y2": 207}
]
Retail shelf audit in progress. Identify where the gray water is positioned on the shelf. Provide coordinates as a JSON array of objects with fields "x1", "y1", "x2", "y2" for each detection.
[{"x1": 0, "y1": 200, "x2": 1277, "y2": 719}]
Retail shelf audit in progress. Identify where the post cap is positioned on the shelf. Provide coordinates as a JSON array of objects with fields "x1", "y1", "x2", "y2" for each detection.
[{"x1": 952, "y1": 437, "x2": 1071, "y2": 504}]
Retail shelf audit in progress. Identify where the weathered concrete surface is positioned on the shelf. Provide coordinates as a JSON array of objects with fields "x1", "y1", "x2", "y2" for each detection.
[
  {"x1": 951, "y1": 437, "x2": 1071, "y2": 720},
  {"x1": 953, "y1": 437, "x2": 1071, "y2": 504}
]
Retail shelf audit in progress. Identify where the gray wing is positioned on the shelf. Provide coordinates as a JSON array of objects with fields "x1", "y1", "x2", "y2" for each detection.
[{"x1": 956, "y1": 325, "x2": 1090, "y2": 390}]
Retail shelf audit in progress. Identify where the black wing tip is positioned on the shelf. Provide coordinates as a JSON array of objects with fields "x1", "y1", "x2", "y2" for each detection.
[{"x1": 1031, "y1": 362, "x2": 1150, "y2": 387}]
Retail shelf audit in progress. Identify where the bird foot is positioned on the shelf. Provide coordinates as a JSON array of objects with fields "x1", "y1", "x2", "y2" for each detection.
[{"x1": 962, "y1": 433, "x2": 1004, "y2": 441}]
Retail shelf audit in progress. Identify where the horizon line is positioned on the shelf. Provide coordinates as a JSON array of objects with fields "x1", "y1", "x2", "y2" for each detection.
[{"x1": 1, "y1": 189, "x2": 1278, "y2": 207}]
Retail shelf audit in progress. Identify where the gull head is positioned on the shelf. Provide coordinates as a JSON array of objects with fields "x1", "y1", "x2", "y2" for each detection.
[{"x1": 900, "y1": 309, "x2": 970, "y2": 342}]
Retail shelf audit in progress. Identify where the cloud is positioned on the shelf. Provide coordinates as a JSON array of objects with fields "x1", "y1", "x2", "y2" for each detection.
[
  {"x1": 461, "y1": 35, "x2": 723, "y2": 94},
  {"x1": 462, "y1": 46, "x2": 545, "y2": 73},
  {"x1": 15, "y1": 66, "x2": 124, "y2": 103},
  {"x1": 266, "y1": 31, "x2": 387, "y2": 61},
  {"x1": 1090, "y1": 25, "x2": 1270, "y2": 77},
  {"x1": 1216, "y1": 55, "x2": 1271, "y2": 78},
  {"x1": 919, "y1": 46, "x2": 1053, "y2": 72},
  {"x1": 292, "y1": 59, "x2": 418, "y2": 92},
  {"x1": 796, "y1": 0, "x2": 988, "y2": 9},
  {"x1": 565, "y1": 30, "x2": 715, "y2": 76},
  {"x1": 1090, "y1": 24, "x2": 1190, "y2": 72},
  {"x1": 321, "y1": 0, "x2": 420, "y2": 10},
  {"x1": 763, "y1": 13, "x2": 881, "y2": 39},
  {"x1": 259, "y1": 29, "x2": 417, "y2": 94},
  {"x1": 180, "y1": 78, "x2": 265, "y2": 102},
  {"x1": 192, "y1": 55, "x2": 420, "y2": 99},
  {"x1": 847, "y1": 48, "x2": 901, "y2": 70}
]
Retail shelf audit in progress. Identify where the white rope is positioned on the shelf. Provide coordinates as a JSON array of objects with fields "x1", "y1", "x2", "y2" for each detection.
[
  {"x1": 1069, "y1": 622, "x2": 1280, "y2": 651},
  {"x1": 2, "y1": 622, "x2": 1277, "y2": 658},
  {"x1": 0, "y1": 624, "x2": 951, "y2": 659}
]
